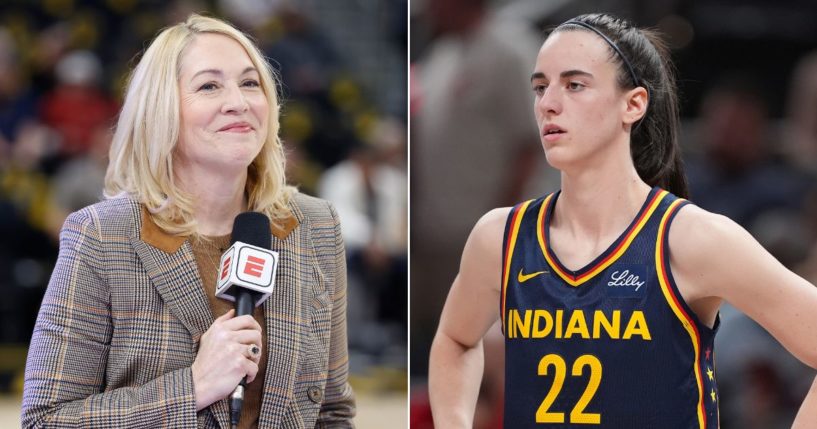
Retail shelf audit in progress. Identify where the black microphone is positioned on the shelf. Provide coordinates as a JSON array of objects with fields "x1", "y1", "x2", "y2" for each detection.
[{"x1": 216, "y1": 212, "x2": 275, "y2": 429}]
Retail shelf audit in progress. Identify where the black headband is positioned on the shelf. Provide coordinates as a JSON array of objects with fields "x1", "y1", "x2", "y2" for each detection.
[{"x1": 560, "y1": 20, "x2": 640, "y2": 88}]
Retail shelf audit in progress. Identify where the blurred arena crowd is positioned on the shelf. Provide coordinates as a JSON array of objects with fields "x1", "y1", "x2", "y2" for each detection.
[
  {"x1": 0, "y1": 0, "x2": 407, "y2": 402},
  {"x1": 410, "y1": 0, "x2": 817, "y2": 428}
]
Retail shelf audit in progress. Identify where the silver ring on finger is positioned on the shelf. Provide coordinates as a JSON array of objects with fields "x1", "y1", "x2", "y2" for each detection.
[{"x1": 248, "y1": 344, "x2": 261, "y2": 359}]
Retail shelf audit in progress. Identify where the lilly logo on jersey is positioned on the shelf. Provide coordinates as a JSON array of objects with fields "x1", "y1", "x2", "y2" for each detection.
[{"x1": 606, "y1": 264, "x2": 647, "y2": 298}]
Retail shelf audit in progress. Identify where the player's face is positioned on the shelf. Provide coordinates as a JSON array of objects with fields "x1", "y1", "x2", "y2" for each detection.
[
  {"x1": 176, "y1": 33, "x2": 269, "y2": 176},
  {"x1": 531, "y1": 30, "x2": 633, "y2": 172}
]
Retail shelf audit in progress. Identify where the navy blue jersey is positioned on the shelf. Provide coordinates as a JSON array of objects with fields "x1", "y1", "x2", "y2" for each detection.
[{"x1": 501, "y1": 187, "x2": 719, "y2": 428}]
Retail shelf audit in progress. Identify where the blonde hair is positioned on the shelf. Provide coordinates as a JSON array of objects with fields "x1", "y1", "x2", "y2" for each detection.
[{"x1": 104, "y1": 14, "x2": 294, "y2": 235}]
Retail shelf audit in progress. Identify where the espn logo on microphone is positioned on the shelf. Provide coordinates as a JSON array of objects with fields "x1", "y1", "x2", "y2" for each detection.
[{"x1": 215, "y1": 241, "x2": 279, "y2": 305}]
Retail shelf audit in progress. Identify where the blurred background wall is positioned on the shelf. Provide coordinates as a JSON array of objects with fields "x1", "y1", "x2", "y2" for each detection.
[
  {"x1": 410, "y1": 0, "x2": 817, "y2": 428},
  {"x1": 0, "y1": 0, "x2": 407, "y2": 427}
]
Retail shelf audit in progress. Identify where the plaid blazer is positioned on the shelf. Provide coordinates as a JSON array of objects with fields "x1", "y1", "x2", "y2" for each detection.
[{"x1": 22, "y1": 193, "x2": 355, "y2": 428}]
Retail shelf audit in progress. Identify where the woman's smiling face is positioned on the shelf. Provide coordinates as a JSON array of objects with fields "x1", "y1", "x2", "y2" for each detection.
[{"x1": 176, "y1": 33, "x2": 269, "y2": 174}]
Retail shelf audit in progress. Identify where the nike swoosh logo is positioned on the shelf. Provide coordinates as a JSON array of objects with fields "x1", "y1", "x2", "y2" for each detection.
[{"x1": 518, "y1": 268, "x2": 548, "y2": 283}]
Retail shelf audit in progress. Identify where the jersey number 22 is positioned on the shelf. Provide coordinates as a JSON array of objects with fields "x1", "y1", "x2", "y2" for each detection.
[{"x1": 537, "y1": 354, "x2": 602, "y2": 424}]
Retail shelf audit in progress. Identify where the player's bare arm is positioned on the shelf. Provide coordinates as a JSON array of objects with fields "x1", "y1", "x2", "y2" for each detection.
[
  {"x1": 429, "y1": 207, "x2": 511, "y2": 428},
  {"x1": 670, "y1": 205, "x2": 817, "y2": 367}
]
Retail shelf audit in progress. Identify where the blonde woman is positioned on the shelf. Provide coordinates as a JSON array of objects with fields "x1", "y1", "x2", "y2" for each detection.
[{"x1": 22, "y1": 14, "x2": 354, "y2": 428}]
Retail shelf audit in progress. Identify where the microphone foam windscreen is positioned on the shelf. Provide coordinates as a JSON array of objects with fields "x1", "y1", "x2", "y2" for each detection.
[{"x1": 231, "y1": 212, "x2": 271, "y2": 249}]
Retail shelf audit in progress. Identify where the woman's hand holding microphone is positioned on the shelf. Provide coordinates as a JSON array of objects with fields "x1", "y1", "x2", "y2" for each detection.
[{"x1": 192, "y1": 309, "x2": 263, "y2": 411}]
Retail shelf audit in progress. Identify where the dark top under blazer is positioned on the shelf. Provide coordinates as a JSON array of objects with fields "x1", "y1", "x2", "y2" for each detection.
[{"x1": 22, "y1": 192, "x2": 355, "y2": 428}]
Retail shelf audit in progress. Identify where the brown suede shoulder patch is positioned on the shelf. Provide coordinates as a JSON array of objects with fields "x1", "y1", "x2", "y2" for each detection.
[{"x1": 140, "y1": 207, "x2": 187, "y2": 254}]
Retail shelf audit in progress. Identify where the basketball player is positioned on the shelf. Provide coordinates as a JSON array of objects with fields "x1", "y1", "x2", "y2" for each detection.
[{"x1": 428, "y1": 13, "x2": 817, "y2": 428}]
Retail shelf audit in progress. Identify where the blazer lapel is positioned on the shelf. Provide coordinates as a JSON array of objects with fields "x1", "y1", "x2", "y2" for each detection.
[
  {"x1": 131, "y1": 209, "x2": 213, "y2": 342},
  {"x1": 131, "y1": 211, "x2": 234, "y2": 428},
  {"x1": 258, "y1": 205, "x2": 307, "y2": 427}
]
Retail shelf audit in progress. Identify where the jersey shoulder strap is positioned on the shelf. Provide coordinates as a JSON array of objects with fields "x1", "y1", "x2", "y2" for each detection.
[{"x1": 500, "y1": 196, "x2": 549, "y2": 331}]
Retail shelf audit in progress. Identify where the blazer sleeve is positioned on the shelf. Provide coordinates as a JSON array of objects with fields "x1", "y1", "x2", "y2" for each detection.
[
  {"x1": 21, "y1": 209, "x2": 198, "y2": 428},
  {"x1": 316, "y1": 202, "x2": 357, "y2": 427}
]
